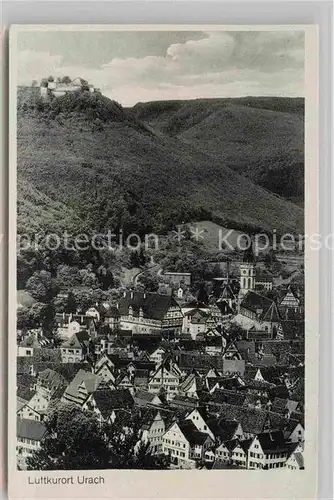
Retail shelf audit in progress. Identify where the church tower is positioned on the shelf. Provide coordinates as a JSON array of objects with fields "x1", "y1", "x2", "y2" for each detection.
[
  {"x1": 239, "y1": 262, "x2": 255, "y2": 297},
  {"x1": 238, "y1": 242, "x2": 256, "y2": 301}
]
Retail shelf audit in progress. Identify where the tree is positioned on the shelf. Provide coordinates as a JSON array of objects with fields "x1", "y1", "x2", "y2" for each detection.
[
  {"x1": 29, "y1": 301, "x2": 57, "y2": 337},
  {"x1": 27, "y1": 403, "x2": 109, "y2": 470},
  {"x1": 130, "y1": 251, "x2": 141, "y2": 268},
  {"x1": 26, "y1": 270, "x2": 57, "y2": 303},
  {"x1": 65, "y1": 291, "x2": 77, "y2": 314},
  {"x1": 62, "y1": 76, "x2": 72, "y2": 84},
  {"x1": 27, "y1": 403, "x2": 170, "y2": 470},
  {"x1": 17, "y1": 306, "x2": 33, "y2": 332},
  {"x1": 97, "y1": 266, "x2": 115, "y2": 290},
  {"x1": 137, "y1": 274, "x2": 159, "y2": 293},
  {"x1": 197, "y1": 283, "x2": 209, "y2": 305}
]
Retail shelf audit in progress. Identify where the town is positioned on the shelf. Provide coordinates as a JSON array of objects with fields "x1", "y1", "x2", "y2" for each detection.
[{"x1": 16, "y1": 243, "x2": 305, "y2": 471}]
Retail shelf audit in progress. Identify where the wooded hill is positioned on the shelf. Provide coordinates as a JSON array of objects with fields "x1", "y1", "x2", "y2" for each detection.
[{"x1": 17, "y1": 88, "x2": 304, "y2": 237}]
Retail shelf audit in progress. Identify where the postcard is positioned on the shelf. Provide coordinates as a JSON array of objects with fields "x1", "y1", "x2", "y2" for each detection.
[{"x1": 8, "y1": 24, "x2": 318, "y2": 499}]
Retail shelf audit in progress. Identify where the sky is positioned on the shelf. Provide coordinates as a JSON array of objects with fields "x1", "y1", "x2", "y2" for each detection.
[{"x1": 17, "y1": 30, "x2": 305, "y2": 106}]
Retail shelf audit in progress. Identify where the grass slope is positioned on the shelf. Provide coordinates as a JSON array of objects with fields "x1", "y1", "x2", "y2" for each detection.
[
  {"x1": 17, "y1": 89, "x2": 304, "y2": 237},
  {"x1": 132, "y1": 97, "x2": 304, "y2": 204}
]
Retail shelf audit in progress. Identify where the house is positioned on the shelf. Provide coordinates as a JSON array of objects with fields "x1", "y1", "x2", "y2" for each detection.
[
  {"x1": 235, "y1": 291, "x2": 281, "y2": 334},
  {"x1": 182, "y1": 309, "x2": 209, "y2": 339},
  {"x1": 17, "y1": 385, "x2": 49, "y2": 414},
  {"x1": 255, "y1": 269, "x2": 273, "y2": 291},
  {"x1": 279, "y1": 286, "x2": 301, "y2": 312},
  {"x1": 222, "y1": 340, "x2": 243, "y2": 360},
  {"x1": 228, "y1": 439, "x2": 251, "y2": 468},
  {"x1": 214, "y1": 441, "x2": 231, "y2": 464},
  {"x1": 84, "y1": 388, "x2": 134, "y2": 423},
  {"x1": 60, "y1": 330, "x2": 91, "y2": 363},
  {"x1": 103, "y1": 306, "x2": 121, "y2": 330},
  {"x1": 148, "y1": 358, "x2": 181, "y2": 400},
  {"x1": 285, "y1": 442, "x2": 304, "y2": 470},
  {"x1": 61, "y1": 369, "x2": 101, "y2": 406},
  {"x1": 284, "y1": 420, "x2": 304, "y2": 443},
  {"x1": 117, "y1": 291, "x2": 183, "y2": 334},
  {"x1": 271, "y1": 398, "x2": 300, "y2": 418},
  {"x1": 148, "y1": 346, "x2": 167, "y2": 366},
  {"x1": 248, "y1": 431, "x2": 288, "y2": 469},
  {"x1": 207, "y1": 417, "x2": 244, "y2": 445},
  {"x1": 16, "y1": 419, "x2": 46, "y2": 469},
  {"x1": 133, "y1": 389, "x2": 162, "y2": 407},
  {"x1": 17, "y1": 334, "x2": 42, "y2": 357},
  {"x1": 17, "y1": 398, "x2": 42, "y2": 422},
  {"x1": 35, "y1": 368, "x2": 67, "y2": 399},
  {"x1": 85, "y1": 306, "x2": 100, "y2": 321},
  {"x1": 178, "y1": 374, "x2": 206, "y2": 400},
  {"x1": 162, "y1": 419, "x2": 214, "y2": 467},
  {"x1": 141, "y1": 409, "x2": 170, "y2": 454},
  {"x1": 95, "y1": 361, "x2": 116, "y2": 386},
  {"x1": 185, "y1": 408, "x2": 215, "y2": 441},
  {"x1": 56, "y1": 313, "x2": 97, "y2": 340}
]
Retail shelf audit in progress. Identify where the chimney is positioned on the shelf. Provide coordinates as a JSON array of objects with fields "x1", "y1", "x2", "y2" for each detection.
[
  {"x1": 143, "y1": 292, "x2": 146, "y2": 299},
  {"x1": 123, "y1": 291, "x2": 127, "y2": 298},
  {"x1": 131, "y1": 291, "x2": 134, "y2": 299}
]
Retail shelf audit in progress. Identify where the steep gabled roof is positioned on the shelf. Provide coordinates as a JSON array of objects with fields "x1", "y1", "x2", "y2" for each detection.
[
  {"x1": 63, "y1": 369, "x2": 101, "y2": 403},
  {"x1": 61, "y1": 330, "x2": 90, "y2": 349},
  {"x1": 37, "y1": 368, "x2": 67, "y2": 389},
  {"x1": 240, "y1": 291, "x2": 277, "y2": 320},
  {"x1": 257, "y1": 430, "x2": 287, "y2": 452},
  {"x1": 17, "y1": 418, "x2": 46, "y2": 441},
  {"x1": 19, "y1": 335, "x2": 41, "y2": 349},
  {"x1": 207, "y1": 417, "x2": 240, "y2": 442},
  {"x1": 118, "y1": 291, "x2": 180, "y2": 321},
  {"x1": 178, "y1": 420, "x2": 211, "y2": 446},
  {"x1": 17, "y1": 385, "x2": 36, "y2": 402}
]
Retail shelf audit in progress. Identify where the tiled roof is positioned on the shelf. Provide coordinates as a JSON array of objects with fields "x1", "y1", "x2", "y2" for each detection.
[
  {"x1": 63, "y1": 369, "x2": 101, "y2": 404},
  {"x1": 93, "y1": 388, "x2": 134, "y2": 419},
  {"x1": 208, "y1": 403, "x2": 288, "y2": 435},
  {"x1": 61, "y1": 330, "x2": 90, "y2": 349},
  {"x1": 208, "y1": 389, "x2": 247, "y2": 407},
  {"x1": 17, "y1": 385, "x2": 36, "y2": 402},
  {"x1": 178, "y1": 420, "x2": 211, "y2": 445},
  {"x1": 240, "y1": 291, "x2": 280, "y2": 321},
  {"x1": 117, "y1": 291, "x2": 180, "y2": 321},
  {"x1": 207, "y1": 417, "x2": 240, "y2": 441},
  {"x1": 257, "y1": 430, "x2": 287, "y2": 453},
  {"x1": 19, "y1": 335, "x2": 41, "y2": 349},
  {"x1": 37, "y1": 368, "x2": 67, "y2": 387},
  {"x1": 134, "y1": 390, "x2": 160, "y2": 405},
  {"x1": 17, "y1": 374, "x2": 35, "y2": 389},
  {"x1": 17, "y1": 397, "x2": 27, "y2": 412},
  {"x1": 17, "y1": 418, "x2": 46, "y2": 441}
]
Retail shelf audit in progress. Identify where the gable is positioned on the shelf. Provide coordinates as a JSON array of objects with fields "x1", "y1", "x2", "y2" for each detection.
[{"x1": 165, "y1": 422, "x2": 187, "y2": 442}]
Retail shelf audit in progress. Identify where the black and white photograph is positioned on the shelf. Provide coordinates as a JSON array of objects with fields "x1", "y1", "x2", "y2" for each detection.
[{"x1": 11, "y1": 26, "x2": 309, "y2": 474}]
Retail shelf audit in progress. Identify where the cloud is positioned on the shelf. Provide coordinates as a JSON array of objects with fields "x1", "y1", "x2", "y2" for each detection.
[{"x1": 17, "y1": 31, "x2": 305, "y2": 106}]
